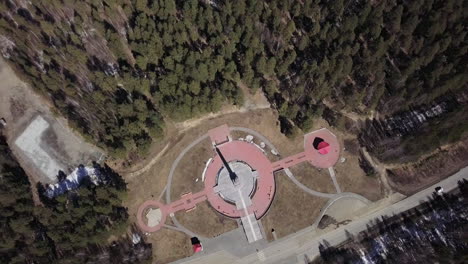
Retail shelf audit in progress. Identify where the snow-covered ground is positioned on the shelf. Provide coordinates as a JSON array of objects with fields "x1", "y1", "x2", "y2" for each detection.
[{"x1": 45, "y1": 165, "x2": 105, "y2": 198}]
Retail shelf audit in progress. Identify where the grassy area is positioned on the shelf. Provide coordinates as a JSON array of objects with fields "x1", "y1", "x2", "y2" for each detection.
[
  {"x1": 170, "y1": 138, "x2": 212, "y2": 200},
  {"x1": 261, "y1": 172, "x2": 328, "y2": 241},
  {"x1": 387, "y1": 138, "x2": 468, "y2": 195},
  {"x1": 289, "y1": 162, "x2": 336, "y2": 193},
  {"x1": 147, "y1": 226, "x2": 191, "y2": 264},
  {"x1": 174, "y1": 201, "x2": 238, "y2": 238},
  {"x1": 334, "y1": 146, "x2": 383, "y2": 201}
]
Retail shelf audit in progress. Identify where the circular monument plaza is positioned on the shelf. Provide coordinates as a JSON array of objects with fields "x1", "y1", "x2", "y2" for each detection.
[
  {"x1": 136, "y1": 125, "x2": 340, "y2": 242},
  {"x1": 215, "y1": 161, "x2": 257, "y2": 205}
]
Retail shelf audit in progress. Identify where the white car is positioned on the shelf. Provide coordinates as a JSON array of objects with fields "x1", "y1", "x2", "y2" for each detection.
[{"x1": 435, "y1": 186, "x2": 444, "y2": 195}]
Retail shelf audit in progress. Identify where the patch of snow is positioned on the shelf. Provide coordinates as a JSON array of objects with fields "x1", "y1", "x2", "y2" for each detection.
[{"x1": 45, "y1": 165, "x2": 106, "y2": 198}]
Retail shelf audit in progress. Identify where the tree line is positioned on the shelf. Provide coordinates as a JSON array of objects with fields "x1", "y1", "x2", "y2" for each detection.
[
  {"x1": 0, "y1": 0, "x2": 466, "y2": 156},
  {"x1": 312, "y1": 179, "x2": 468, "y2": 264},
  {"x1": 0, "y1": 134, "x2": 144, "y2": 263}
]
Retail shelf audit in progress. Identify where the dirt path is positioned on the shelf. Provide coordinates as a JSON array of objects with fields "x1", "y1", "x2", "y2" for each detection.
[
  {"x1": 322, "y1": 99, "x2": 373, "y2": 122},
  {"x1": 176, "y1": 87, "x2": 270, "y2": 132},
  {"x1": 126, "y1": 143, "x2": 170, "y2": 180},
  {"x1": 361, "y1": 148, "x2": 392, "y2": 196},
  {"x1": 175, "y1": 106, "x2": 245, "y2": 133},
  {"x1": 386, "y1": 138, "x2": 468, "y2": 195},
  {"x1": 312, "y1": 193, "x2": 371, "y2": 229},
  {"x1": 362, "y1": 139, "x2": 468, "y2": 196}
]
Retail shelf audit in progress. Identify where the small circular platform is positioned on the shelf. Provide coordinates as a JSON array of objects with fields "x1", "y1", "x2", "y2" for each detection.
[
  {"x1": 215, "y1": 161, "x2": 257, "y2": 204},
  {"x1": 136, "y1": 200, "x2": 167, "y2": 232},
  {"x1": 304, "y1": 129, "x2": 340, "y2": 168}
]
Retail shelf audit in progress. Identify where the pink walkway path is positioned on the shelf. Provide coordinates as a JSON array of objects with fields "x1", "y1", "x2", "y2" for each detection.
[{"x1": 137, "y1": 126, "x2": 340, "y2": 233}]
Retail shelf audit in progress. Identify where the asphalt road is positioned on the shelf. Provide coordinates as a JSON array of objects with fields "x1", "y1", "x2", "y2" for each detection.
[{"x1": 172, "y1": 166, "x2": 468, "y2": 264}]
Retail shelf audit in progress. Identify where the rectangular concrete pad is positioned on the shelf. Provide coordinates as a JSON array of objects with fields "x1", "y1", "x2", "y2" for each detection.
[{"x1": 15, "y1": 116, "x2": 64, "y2": 181}]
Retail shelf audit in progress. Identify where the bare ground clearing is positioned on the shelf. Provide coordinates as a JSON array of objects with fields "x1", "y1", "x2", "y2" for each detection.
[
  {"x1": 175, "y1": 82, "x2": 270, "y2": 133},
  {"x1": 387, "y1": 138, "x2": 468, "y2": 195},
  {"x1": 261, "y1": 172, "x2": 328, "y2": 241},
  {"x1": 289, "y1": 162, "x2": 336, "y2": 193},
  {"x1": 303, "y1": 118, "x2": 385, "y2": 201},
  {"x1": 127, "y1": 214, "x2": 191, "y2": 263},
  {"x1": 108, "y1": 75, "x2": 271, "y2": 173},
  {"x1": 126, "y1": 109, "x2": 378, "y2": 238},
  {"x1": 174, "y1": 201, "x2": 238, "y2": 238},
  {"x1": 0, "y1": 59, "x2": 102, "y2": 203}
]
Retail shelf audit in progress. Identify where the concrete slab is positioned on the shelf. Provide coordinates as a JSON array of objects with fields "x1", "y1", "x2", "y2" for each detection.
[
  {"x1": 14, "y1": 116, "x2": 64, "y2": 181},
  {"x1": 216, "y1": 162, "x2": 256, "y2": 205},
  {"x1": 147, "y1": 208, "x2": 162, "y2": 227}
]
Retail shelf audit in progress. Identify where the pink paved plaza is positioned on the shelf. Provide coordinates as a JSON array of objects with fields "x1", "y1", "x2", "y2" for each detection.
[{"x1": 137, "y1": 126, "x2": 340, "y2": 233}]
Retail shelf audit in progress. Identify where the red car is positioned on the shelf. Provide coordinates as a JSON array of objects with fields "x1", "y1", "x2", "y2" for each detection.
[{"x1": 191, "y1": 237, "x2": 203, "y2": 253}]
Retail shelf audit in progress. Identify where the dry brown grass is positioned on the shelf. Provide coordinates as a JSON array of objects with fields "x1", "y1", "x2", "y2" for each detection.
[
  {"x1": 302, "y1": 118, "x2": 384, "y2": 201},
  {"x1": 147, "y1": 227, "x2": 191, "y2": 264},
  {"x1": 125, "y1": 109, "x2": 316, "y2": 259},
  {"x1": 333, "y1": 137, "x2": 383, "y2": 201},
  {"x1": 261, "y1": 172, "x2": 328, "y2": 241},
  {"x1": 174, "y1": 201, "x2": 238, "y2": 238},
  {"x1": 170, "y1": 138, "x2": 213, "y2": 200},
  {"x1": 289, "y1": 162, "x2": 336, "y2": 193},
  {"x1": 230, "y1": 130, "x2": 281, "y2": 162},
  {"x1": 388, "y1": 138, "x2": 468, "y2": 195}
]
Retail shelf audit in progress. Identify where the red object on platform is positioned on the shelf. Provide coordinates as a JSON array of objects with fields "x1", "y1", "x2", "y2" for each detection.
[
  {"x1": 193, "y1": 244, "x2": 203, "y2": 253},
  {"x1": 317, "y1": 141, "x2": 330, "y2": 155}
]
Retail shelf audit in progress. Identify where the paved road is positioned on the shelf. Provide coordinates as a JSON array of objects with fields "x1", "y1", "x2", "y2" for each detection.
[{"x1": 172, "y1": 166, "x2": 468, "y2": 264}]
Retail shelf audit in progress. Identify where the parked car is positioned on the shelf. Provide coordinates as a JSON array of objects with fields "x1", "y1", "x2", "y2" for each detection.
[
  {"x1": 435, "y1": 186, "x2": 444, "y2": 195},
  {"x1": 191, "y1": 237, "x2": 203, "y2": 253}
]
